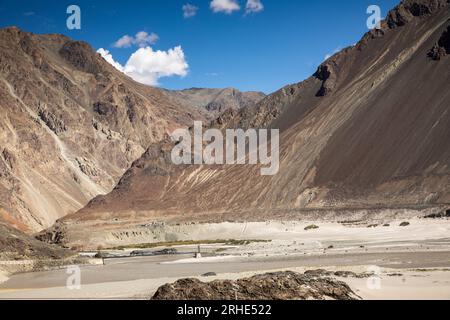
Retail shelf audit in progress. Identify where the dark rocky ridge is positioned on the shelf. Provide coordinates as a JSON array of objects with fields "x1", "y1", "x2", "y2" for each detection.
[
  {"x1": 386, "y1": 0, "x2": 449, "y2": 28},
  {"x1": 151, "y1": 271, "x2": 360, "y2": 300},
  {"x1": 428, "y1": 23, "x2": 450, "y2": 59},
  {"x1": 59, "y1": 41, "x2": 103, "y2": 75}
]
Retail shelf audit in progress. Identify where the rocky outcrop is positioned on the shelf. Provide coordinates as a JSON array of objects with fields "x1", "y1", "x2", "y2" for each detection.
[
  {"x1": 386, "y1": 0, "x2": 449, "y2": 28},
  {"x1": 35, "y1": 224, "x2": 66, "y2": 245},
  {"x1": 151, "y1": 271, "x2": 360, "y2": 300},
  {"x1": 38, "y1": 109, "x2": 67, "y2": 134},
  {"x1": 428, "y1": 42, "x2": 448, "y2": 59},
  {"x1": 429, "y1": 24, "x2": 450, "y2": 59},
  {"x1": 440, "y1": 24, "x2": 450, "y2": 51},
  {"x1": 59, "y1": 40, "x2": 103, "y2": 75},
  {"x1": 314, "y1": 63, "x2": 337, "y2": 97}
]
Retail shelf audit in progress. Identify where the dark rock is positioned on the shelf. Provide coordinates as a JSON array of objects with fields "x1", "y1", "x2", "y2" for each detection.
[
  {"x1": 201, "y1": 272, "x2": 217, "y2": 277},
  {"x1": 35, "y1": 224, "x2": 66, "y2": 245},
  {"x1": 1, "y1": 148, "x2": 17, "y2": 171},
  {"x1": 152, "y1": 271, "x2": 359, "y2": 300},
  {"x1": 424, "y1": 209, "x2": 450, "y2": 218},
  {"x1": 428, "y1": 43, "x2": 447, "y2": 60},
  {"x1": 94, "y1": 251, "x2": 115, "y2": 259},
  {"x1": 333, "y1": 271, "x2": 358, "y2": 278},
  {"x1": 130, "y1": 248, "x2": 178, "y2": 257},
  {"x1": 429, "y1": 25, "x2": 450, "y2": 60},
  {"x1": 154, "y1": 248, "x2": 178, "y2": 255},
  {"x1": 130, "y1": 250, "x2": 146, "y2": 257},
  {"x1": 399, "y1": 221, "x2": 411, "y2": 227},
  {"x1": 59, "y1": 40, "x2": 102, "y2": 74},
  {"x1": 75, "y1": 157, "x2": 99, "y2": 177},
  {"x1": 93, "y1": 101, "x2": 116, "y2": 116},
  {"x1": 304, "y1": 224, "x2": 319, "y2": 231},
  {"x1": 304, "y1": 269, "x2": 333, "y2": 277},
  {"x1": 386, "y1": 0, "x2": 448, "y2": 29},
  {"x1": 439, "y1": 25, "x2": 450, "y2": 53},
  {"x1": 38, "y1": 109, "x2": 67, "y2": 134},
  {"x1": 314, "y1": 63, "x2": 337, "y2": 97}
]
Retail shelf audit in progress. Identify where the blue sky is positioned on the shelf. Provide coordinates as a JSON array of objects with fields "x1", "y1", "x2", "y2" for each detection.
[{"x1": 0, "y1": 0, "x2": 399, "y2": 93}]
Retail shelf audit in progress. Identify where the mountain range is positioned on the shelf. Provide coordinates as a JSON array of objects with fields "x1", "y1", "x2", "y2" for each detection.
[
  {"x1": 0, "y1": 27, "x2": 263, "y2": 234},
  {"x1": 0, "y1": 0, "x2": 449, "y2": 250}
]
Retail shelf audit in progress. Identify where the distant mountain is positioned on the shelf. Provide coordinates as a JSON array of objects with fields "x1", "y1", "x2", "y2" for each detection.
[
  {"x1": 52, "y1": 0, "x2": 450, "y2": 249},
  {"x1": 167, "y1": 87, "x2": 265, "y2": 119}
]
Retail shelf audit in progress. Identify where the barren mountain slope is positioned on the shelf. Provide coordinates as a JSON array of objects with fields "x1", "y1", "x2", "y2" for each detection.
[
  {"x1": 51, "y1": 0, "x2": 450, "y2": 247},
  {"x1": 0, "y1": 222, "x2": 72, "y2": 261},
  {"x1": 0, "y1": 27, "x2": 205, "y2": 232}
]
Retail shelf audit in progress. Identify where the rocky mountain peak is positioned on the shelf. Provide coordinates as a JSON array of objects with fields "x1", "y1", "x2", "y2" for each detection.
[
  {"x1": 387, "y1": 0, "x2": 449, "y2": 28},
  {"x1": 313, "y1": 0, "x2": 449, "y2": 97}
]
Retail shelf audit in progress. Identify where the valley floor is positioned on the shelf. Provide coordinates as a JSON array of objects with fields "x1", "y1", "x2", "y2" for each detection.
[{"x1": 0, "y1": 218, "x2": 449, "y2": 300}]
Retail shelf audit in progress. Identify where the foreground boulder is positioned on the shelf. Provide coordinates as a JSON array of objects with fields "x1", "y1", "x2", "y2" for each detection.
[{"x1": 151, "y1": 271, "x2": 360, "y2": 300}]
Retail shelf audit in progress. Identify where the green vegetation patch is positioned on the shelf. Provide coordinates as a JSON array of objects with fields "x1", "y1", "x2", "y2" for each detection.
[{"x1": 110, "y1": 239, "x2": 271, "y2": 250}]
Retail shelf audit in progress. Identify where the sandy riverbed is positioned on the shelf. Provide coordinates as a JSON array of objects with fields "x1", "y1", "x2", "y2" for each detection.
[
  {"x1": 0, "y1": 266, "x2": 448, "y2": 300},
  {"x1": 0, "y1": 218, "x2": 449, "y2": 299}
]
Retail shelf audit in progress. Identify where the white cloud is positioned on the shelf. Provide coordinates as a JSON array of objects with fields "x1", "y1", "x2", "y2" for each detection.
[
  {"x1": 134, "y1": 32, "x2": 159, "y2": 47},
  {"x1": 97, "y1": 48, "x2": 124, "y2": 72},
  {"x1": 97, "y1": 46, "x2": 189, "y2": 86},
  {"x1": 183, "y1": 4, "x2": 199, "y2": 18},
  {"x1": 124, "y1": 47, "x2": 188, "y2": 86},
  {"x1": 210, "y1": 0, "x2": 240, "y2": 14},
  {"x1": 113, "y1": 35, "x2": 134, "y2": 48},
  {"x1": 245, "y1": 0, "x2": 264, "y2": 14},
  {"x1": 113, "y1": 31, "x2": 159, "y2": 48}
]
